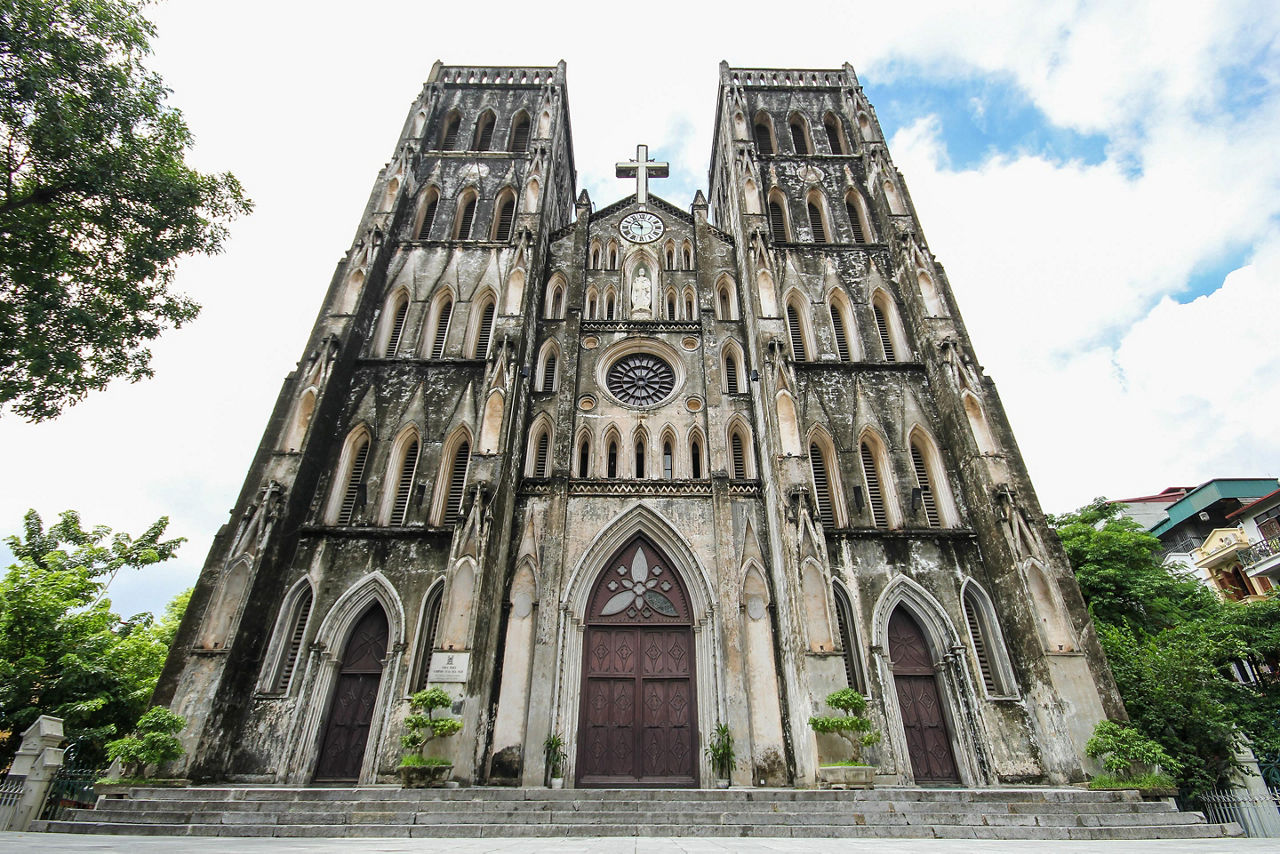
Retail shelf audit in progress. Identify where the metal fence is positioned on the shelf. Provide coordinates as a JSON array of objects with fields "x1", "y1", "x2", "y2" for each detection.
[
  {"x1": 1195, "y1": 786, "x2": 1280, "y2": 837},
  {"x1": 37, "y1": 742, "x2": 105, "y2": 823},
  {"x1": 0, "y1": 773, "x2": 27, "y2": 829}
]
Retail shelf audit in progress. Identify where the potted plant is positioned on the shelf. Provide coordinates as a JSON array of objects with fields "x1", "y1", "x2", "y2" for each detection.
[
  {"x1": 704, "y1": 722, "x2": 736, "y2": 788},
  {"x1": 399, "y1": 687, "x2": 463, "y2": 788},
  {"x1": 97, "y1": 707, "x2": 188, "y2": 796},
  {"x1": 543, "y1": 732, "x2": 568, "y2": 788},
  {"x1": 1084, "y1": 720, "x2": 1180, "y2": 797},
  {"x1": 808, "y1": 688, "x2": 881, "y2": 788}
]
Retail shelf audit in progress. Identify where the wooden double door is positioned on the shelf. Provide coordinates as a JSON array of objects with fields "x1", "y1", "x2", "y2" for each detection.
[
  {"x1": 577, "y1": 536, "x2": 697, "y2": 787},
  {"x1": 888, "y1": 608, "x2": 960, "y2": 784},
  {"x1": 314, "y1": 604, "x2": 388, "y2": 782}
]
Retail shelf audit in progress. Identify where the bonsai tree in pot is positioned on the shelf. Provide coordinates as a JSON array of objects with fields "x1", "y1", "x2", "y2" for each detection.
[
  {"x1": 543, "y1": 732, "x2": 568, "y2": 788},
  {"x1": 808, "y1": 688, "x2": 881, "y2": 788},
  {"x1": 704, "y1": 722, "x2": 736, "y2": 788},
  {"x1": 400, "y1": 687, "x2": 463, "y2": 788},
  {"x1": 1085, "y1": 720, "x2": 1180, "y2": 795},
  {"x1": 99, "y1": 707, "x2": 187, "y2": 792}
]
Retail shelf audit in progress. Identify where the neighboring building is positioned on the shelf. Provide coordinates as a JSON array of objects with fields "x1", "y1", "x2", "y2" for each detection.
[
  {"x1": 1228, "y1": 488, "x2": 1280, "y2": 589},
  {"x1": 153, "y1": 61, "x2": 1123, "y2": 790},
  {"x1": 1110, "y1": 486, "x2": 1191, "y2": 531}
]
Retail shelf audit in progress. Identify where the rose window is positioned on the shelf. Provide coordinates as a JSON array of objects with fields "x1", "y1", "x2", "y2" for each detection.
[{"x1": 606, "y1": 353, "x2": 676, "y2": 407}]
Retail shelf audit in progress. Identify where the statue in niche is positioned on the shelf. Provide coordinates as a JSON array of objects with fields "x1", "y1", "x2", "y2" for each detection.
[{"x1": 631, "y1": 265, "x2": 652, "y2": 317}]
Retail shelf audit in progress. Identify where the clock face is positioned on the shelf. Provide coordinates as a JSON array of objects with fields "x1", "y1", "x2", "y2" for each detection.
[{"x1": 619, "y1": 212, "x2": 665, "y2": 244}]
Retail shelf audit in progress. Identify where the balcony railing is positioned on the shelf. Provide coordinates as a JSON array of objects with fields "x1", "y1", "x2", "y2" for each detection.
[{"x1": 1240, "y1": 535, "x2": 1280, "y2": 570}]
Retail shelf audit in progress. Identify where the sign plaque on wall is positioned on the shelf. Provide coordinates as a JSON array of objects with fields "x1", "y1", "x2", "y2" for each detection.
[{"x1": 427, "y1": 651, "x2": 470, "y2": 683}]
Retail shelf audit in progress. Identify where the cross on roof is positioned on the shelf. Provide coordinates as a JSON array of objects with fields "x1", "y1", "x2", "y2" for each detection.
[{"x1": 616, "y1": 144, "x2": 669, "y2": 205}]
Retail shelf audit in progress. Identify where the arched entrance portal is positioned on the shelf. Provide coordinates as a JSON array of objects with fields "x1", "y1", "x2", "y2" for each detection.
[
  {"x1": 888, "y1": 607, "x2": 960, "y2": 783},
  {"x1": 314, "y1": 603, "x2": 389, "y2": 781},
  {"x1": 577, "y1": 535, "x2": 698, "y2": 787}
]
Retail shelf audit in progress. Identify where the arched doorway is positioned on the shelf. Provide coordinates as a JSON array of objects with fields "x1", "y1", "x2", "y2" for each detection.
[
  {"x1": 314, "y1": 603, "x2": 389, "y2": 781},
  {"x1": 577, "y1": 534, "x2": 697, "y2": 787},
  {"x1": 888, "y1": 607, "x2": 960, "y2": 783}
]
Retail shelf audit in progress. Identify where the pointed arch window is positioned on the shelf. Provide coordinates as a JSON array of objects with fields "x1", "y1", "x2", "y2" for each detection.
[
  {"x1": 666, "y1": 289, "x2": 677, "y2": 320},
  {"x1": 606, "y1": 291, "x2": 616, "y2": 320},
  {"x1": 454, "y1": 193, "x2": 477, "y2": 240},
  {"x1": 873, "y1": 302, "x2": 896, "y2": 362},
  {"x1": 753, "y1": 116, "x2": 774, "y2": 154},
  {"x1": 442, "y1": 440, "x2": 470, "y2": 526},
  {"x1": 387, "y1": 435, "x2": 420, "y2": 526},
  {"x1": 263, "y1": 582, "x2": 314, "y2": 694},
  {"x1": 590, "y1": 243, "x2": 601, "y2": 270},
  {"x1": 607, "y1": 439, "x2": 619, "y2": 479},
  {"x1": 509, "y1": 113, "x2": 530, "y2": 152},
  {"x1": 718, "y1": 287, "x2": 731, "y2": 320},
  {"x1": 823, "y1": 113, "x2": 847, "y2": 155},
  {"x1": 682, "y1": 242, "x2": 693, "y2": 269},
  {"x1": 493, "y1": 192, "x2": 515, "y2": 242},
  {"x1": 830, "y1": 302, "x2": 851, "y2": 361},
  {"x1": 807, "y1": 199, "x2": 827, "y2": 243},
  {"x1": 963, "y1": 583, "x2": 1015, "y2": 696},
  {"x1": 607, "y1": 241, "x2": 619, "y2": 269},
  {"x1": 831, "y1": 583, "x2": 865, "y2": 691},
  {"x1": 472, "y1": 297, "x2": 496, "y2": 359},
  {"x1": 724, "y1": 349, "x2": 740, "y2": 394},
  {"x1": 684, "y1": 289, "x2": 695, "y2": 320},
  {"x1": 845, "y1": 193, "x2": 868, "y2": 244},
  {"x1": 473, "y1": 110, "x2": 496, "y2": 151},
  {"x1": 859, "y1": 441, "x2": 888, "y2": 528},
  {"x1": 809, "y1": 443, "x2": 836, "y2": 528},
  {"x1": 665, "y1": 243, "x2": 676, "y2": 269},
  {"x1": 789, "y1": 114, "x2": 811, "y2": 154},
  {"x1": 337, "y1": 433, "x2": 371, "y2": 526},
  {"x1": 633, "y1": 433, "x2": 646, "y2": 479},
  {"x1": 548, "y1": 284, "x2": 564, "y2": 319},
  {"x1": 440, "y1": 111, "x2": 461, "y2": 150},
  {"x1": 786, "y1": 299, "x2": 808, "y2": 362},
  {"x1": 690, "y1": 435, "x2": 704, "y2": 479},
  {"x1": 586, "y1": 288, "x2": 598, "y2": 320},
  {"x1": 428, "y1": 296, "x2": 453, "y2": 359},
  {"x1": 417, "y1": 189, "x2": 439, "y2": 240},
  {"x1": 729, "y1": 427, "x2": 752, "y2": 480},
  {"x1": 413, "y1": 584, "x2": 444, "y2": 691},
  {"x1": 768, "y1": 196, "x2": 788, "y2": 242},
  {"x1": 577, "y1": 435, "x2": 591, "y2": 477},
  {"x1": 383, "y1": 294, "x2": 409, "y2": 357},
  {"x1": 532, "y1": 427, "x2": 551, "y2": 477},
  {"x1": 540, "y1": 348, "x2": 558, "y2": 392},
  {"x1": 662, "y1": 440, "x2": 674, "y2": 480},
  {"x1": 910, "y1": 441, "x2": 940, "y2": 527}
]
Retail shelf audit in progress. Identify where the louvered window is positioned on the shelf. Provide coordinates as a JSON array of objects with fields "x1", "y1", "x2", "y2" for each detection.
[
  {"x1": 494, "y1": 196, "x2": 515, "y2": 241},
  {"x1": 443, "y1": 441, "x2": 470, "y2": 525},
  {"x1": 824, "y1": 115, "x2": 844, "y2": 154},
  {"x1": 845, "y1": 199, "x2": 866, "y2": 243},
  {"x1": 338, "y1": 438, "x2": 370, "y2": 525},
  {"x1": 790, "y1": 120, "x2": 808, "y2": 154},
  {"x1": 390, "y1": 438, "x2": 419, "y2": 525},
  {"x1": 860, "y1": 442, "x2": 888, "y2": 528},
  {"x1": 607, "y1": 442, "x2": 618, "y2": 478},
  {"x1": 768, "y1": 200, "x2": 787, "y2": 242},
  {"x1": 731, "y1": 432, "x2": 746, "y2": 479},
  {"x1": 666, "y1": 294, "x2": 676, "y2": 319},
  {"x1": 414, "y1": 585, "x2": 443, "y2": 690},
  {"x1": 541, "y1": 352, "x2": 557, "y2": 392},
  {"x1": 873, "y1": 304, "x2": 896, "y2": 361},
  {"x1": 474, "y1": 113, "x2": 495, "y2": 150},
  {"x1": 441, "y1": 115, "x2": 461, "y2": 150},
  {"x1": 474, "y1": 301, "x2": 495, "y2": 359},
  {"x1": 606, "y1": 294, "x2": 615, "y2": 319},
  {"x1": 578, "y1": 440, "x2": 590, "y2": 477},
  {"x1": 663, "y1": 442, "x2": 673, "y2": 480},
  {"x1": 430, "y1": 300, "x2": 452, "y2": 358},
  {"x1": 417, "y1": 196, "x2": 438, "y2": 240},
  {"x1": 754, "y1": 122, "x2": 773, "y2": 154},
  {"x1": 810, "y1": 444, "x2": 835, "y2": 528},
  {"x1": 455, "y1": 196, "x2": 477, "y2": 239},
  {"x1": 965, "y1": 594, "x2": 999, "y2": 694},
  {"x1": 830, "y1": 304, "x2": 850, "y2": 361},
  {"x1": 786, "y1": 303, "x2": 808, "y2": 361},
  {"x1": 384, "y1": 298, "x2": 408, "y2": 357},
  {"x1": 910, "y1": 443, "x2": 940, "y2": 527},
  {"x1": 725, "y1": 354, "x2": 739, "y2": 393},
  {"x1": 808, "y1": 202, "x2": 827, "y2": 243},
  {"x1": 634, "y1": 439, "x2": 645, "y2": 479},
  {"x1": 272, "y1": 588, "x2": 312, "y2": 693},
  {"x1": 832, "y1": 583, "x2": 863, "y2": 691},
  {"x1": 691, "y1": 440, "x2": 703, "y2": 478},
  {"x1": 534, "y1": 431, "x2": 550, "y2": 477},
  {"x1": 510, "y1": 117, "x2": 530, "y2": 152}
]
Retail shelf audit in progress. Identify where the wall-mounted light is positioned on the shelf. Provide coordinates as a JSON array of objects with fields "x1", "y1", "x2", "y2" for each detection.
[{"x1": 750, "y1": 370, "x2": 760, "y2": 382}]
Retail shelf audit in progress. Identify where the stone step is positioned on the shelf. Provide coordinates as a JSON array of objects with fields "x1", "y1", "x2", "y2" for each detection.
[{"x1": 33, "y1": 819, "x2": 1243, "y2": 840}]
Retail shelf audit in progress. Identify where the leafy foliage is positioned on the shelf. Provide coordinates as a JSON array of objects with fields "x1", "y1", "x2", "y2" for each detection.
[
  {"x1": 544, "y1": 732, "x2": 567, "y2": 778},
  {"x1": 1085, "y1": 720, "x2": 1180, "y2": 777},
  {"x1": 399, "y1": 687, "x2": 461, "y2": 764},
  {"x1": 1088, "y1": 772, "x2": 1178, "y2": 792},
  {"x1": 0, "y1": 509, "x2": 186, "y2": 763},
  {"x1": 104, "y1": 706, "x2": 185, "y2": 778},
  {"x1": 1051, "y1": 499, "x2": 1280, "y2": 797},
  {"x1": 0, "y1": 0, "x2": 252, "y2": 420},
  {"x1": 703, "y1": 722, "x2": 735, "y2": 779},
  {"x1": 808, "y1": 689, "x2": 881, "y2": 765}
]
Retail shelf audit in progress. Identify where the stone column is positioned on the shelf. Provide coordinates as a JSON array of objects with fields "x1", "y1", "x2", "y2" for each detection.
[{"x1": 1, "y1": 715, "x2": 65, "y2": 832}]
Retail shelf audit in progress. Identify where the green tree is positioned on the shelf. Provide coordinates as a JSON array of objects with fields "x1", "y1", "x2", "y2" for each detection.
[
  {"x1": 0, "y1": 509, "x2": 187, "y2": 762},
  {"x1": 1051, "y1": 499, "x2": 1280, "y2": 796},
  {"x1": 0, "y1": 0, "x2": 252, "y2": 421}
]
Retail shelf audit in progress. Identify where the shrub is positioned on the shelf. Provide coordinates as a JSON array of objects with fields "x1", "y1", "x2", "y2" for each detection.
[
  {"x1": 104, "y1": 707, "x2": 185, "y2": 779},
  {"x1": 808, "y1": 689, "x2": 881, "y2": 766}
]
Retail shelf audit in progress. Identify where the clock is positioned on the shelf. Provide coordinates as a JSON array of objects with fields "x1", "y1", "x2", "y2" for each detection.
[{"x1": 619, "y1": 211, "x2": 664, "y2": 243}]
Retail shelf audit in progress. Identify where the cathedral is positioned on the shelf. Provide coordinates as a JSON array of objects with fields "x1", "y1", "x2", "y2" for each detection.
[{"x1": 154, "y1": 61, "x2": 1124, "y2": 790}]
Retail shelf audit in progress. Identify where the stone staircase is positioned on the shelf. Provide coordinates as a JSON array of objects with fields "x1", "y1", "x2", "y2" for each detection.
[{"x1": 33, "y1": 785, "x2": 1243, "y2": 839}]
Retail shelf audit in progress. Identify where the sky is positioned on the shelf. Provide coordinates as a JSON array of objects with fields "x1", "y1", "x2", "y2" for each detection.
[{"x1": 2, "y1": 0, "x2": 1279, "y2": 619}]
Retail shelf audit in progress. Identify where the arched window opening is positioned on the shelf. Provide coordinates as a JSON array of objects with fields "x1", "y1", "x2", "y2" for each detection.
[
  {"x1": 607, "y1": 440, "x2": 619, "y2": 479},
  {"x1": 873, "y1": 302, "x2": 896, "y2": 362},
  {"x1": 859, "y1": 441, "x2": 888, "y2": 528},
  {"x1": 440, "y1": 112, "x2": 461, "y2": 150},
  {"x1": 754, "y1": 117, "x2": 774, "y2": 154},
  {"x1": 730, "y1": 430, "x2": 748, "y2": 479},
  {"x1": 338, "y1": 435, "x2": 371, "y2": 526},
  {"x1": 551, "y1": 286, "x2": 563, "y2": 319},
  {"x1": 383, "y1": 296, "x2": 409, "y2": 357},
  {"x1": 473, "y1": 298, "x2": 495, "y2": 359},
  {"x1": 789, "y1": 114, "x2": 811, "y2": 154},
  {"x1": 684, "y1": 290, "x2": 695, "y2": 319},
  {"x1": 454, "y1": 194, "x2": 477, "y2": 240},
  {"x1": 845, "y1": 194, "x2": 867, "y2": 243},
  {"x1": 509, "y1": 113, "x2": 530, "y2": 152},
  {"x1": 768, "y1": 197, "x2": 788, "y2": 242},
  {"x1": 590, "y1": 244, "x2": 601, "y2": 269},
  {"x1": 718, "y1": 288, "x2": 731, "y2": 320},
  {"x1": 823, "y1": 113, "x2": 846, "y2": 155},
  {"x1": 473, "y1": 111, "x2": 496, "y2": 151},
  {"x1": 690, "y1": 437, "x2": 703, "y2": 479},
  {"x1": 270, "y1": 585, "x2": 313, "y2": 693},
  {"x1": 606, "y1": 292, "x2": 616, "y2": 320},
  {"x1": 832, "y1": 583, "x2": 864, "y2": 691},
  {"x1": 910, "y1": 441, "x2": 940, "y2": 528},
  {"x1": 830, "y1": 303, "x2": 851, "y2": 361},
  {"x1": 666, "y1": 290, "x2": 677, "y2": 320},
  {"x1": 493, "y1": 193, "x2": 515, "y2": 242},
  {"x1": 413, "y1": 585, "x2": 444, "y2": 690},
  {"x1": 634, "y1": 435, "x2": 646, "y2": 479},
  {"x1": 810, "y1": 443, "x2": 835, "y2": 528},
  {"x1": 533, "y1": 429, "x2": 550, "y2": 477},
  {"x1": 786, "y1": 300, "x2": 808, "y2": 362},
  {"x1": 284, "y1": 388, "x2": 317, "y2": 452},
  {"x1": 665, "y1": 243, "x2": 676, "y2": 269},
  {"x1": 386, "y1": 437, "x2": 419, "y2": 525},
  {"x1": 443, "y1": 441, "x2": 470, "y2": 526},
  {"x1": 577, "y1": 437, "x2": 591, "y2": 477},
  {"x1": 964, "y1": 584, "x2": 1015, "y2": 696},
  {"x1": 724, "y1": 350, "x2": 740, "y2": 393},
  {"x1": 807, "y1": 200, "x2": 827, "y2": 243},
  {"x1": 540, "y1": 349, "x2": 557, "y2": 392},
  {"x1": 663, "y1": 441, "x2": 674, "y2": 480},
  {"x1": 429, "y1": 297, "x2": 453, "y2": 359},
  {"x1": 586, "y1": 289, "x2": 598, "y2": 319},
  {"x1": 682, "y1": 243, "x2": 693, "y2": 269},
  {"x1": 608, "y1": 241, "x2": 618, "y2": 269},
  {"x1": 417, "y1": 191, "x2": 439, "y2": 240}
]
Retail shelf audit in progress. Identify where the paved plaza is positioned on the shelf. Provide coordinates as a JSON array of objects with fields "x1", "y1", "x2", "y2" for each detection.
[{"x1": 1, "y1": 834, "x2": 1274, "y2": 853}]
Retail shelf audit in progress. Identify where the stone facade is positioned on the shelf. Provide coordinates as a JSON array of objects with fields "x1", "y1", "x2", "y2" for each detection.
[{"x1": 153, "y1": 61, "x2": 1124, "y2": 790}]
